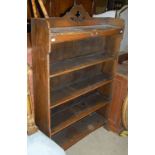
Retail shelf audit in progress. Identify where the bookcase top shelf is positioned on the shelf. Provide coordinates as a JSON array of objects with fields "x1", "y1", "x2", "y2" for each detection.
[
  {"x1": 51, "y1": 24, "x2": 120, "y2": 33},
  {"x1": 31, "y1": 5, "x2": 124, "y2": 49},
  {"x1": 50, "y1": 24, "x2": 123, "y2": 43}
]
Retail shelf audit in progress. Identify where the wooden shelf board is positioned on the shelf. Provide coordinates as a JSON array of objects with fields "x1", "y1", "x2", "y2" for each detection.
[
  {"x1": 50, "y1": 92, "x2": 110, "y2": 135},
  {"x1": 50, "y1": 73, "x2": 113, "y2": 108},
  {"x1": 50, "y1": 25, "x2": 122, "y2": 43},
  {"x1": 51, "y1": 112, "x2": 106, "y2": 150},
  {"x1": 50, "y1": 53, "x2": 114, "y2": 78}
]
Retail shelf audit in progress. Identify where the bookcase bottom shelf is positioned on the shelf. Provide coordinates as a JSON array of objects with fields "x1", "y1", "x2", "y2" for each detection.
[
  {"x1": 51, "y1": 112, "x2": 106, "y2": 150},
  {"x1": 50, "y1": 91, "x2": 110, "y2": 135}
]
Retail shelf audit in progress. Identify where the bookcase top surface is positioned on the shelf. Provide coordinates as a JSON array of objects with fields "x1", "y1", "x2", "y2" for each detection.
[{"x1": 50, "y1": 24, "x2": 120, "y2": 34}]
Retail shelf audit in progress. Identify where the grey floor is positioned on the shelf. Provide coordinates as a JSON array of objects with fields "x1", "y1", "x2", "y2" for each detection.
[{"x1": 66, "y1": 127, "x2": 128, "y2": 155}]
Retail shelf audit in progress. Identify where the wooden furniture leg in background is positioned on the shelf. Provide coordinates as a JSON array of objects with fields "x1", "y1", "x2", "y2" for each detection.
[{"x1": 27, "y1": 65, "x2": 38, "y2": 135}]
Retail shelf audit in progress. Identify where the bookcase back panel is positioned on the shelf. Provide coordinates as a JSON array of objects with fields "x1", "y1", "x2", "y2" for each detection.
[
  {"x1": 50, "y1": 37, "x2": 106, "y2": 63},
  {"x1": 50, "y1": 35, "x2": 117, "y2": 64}
]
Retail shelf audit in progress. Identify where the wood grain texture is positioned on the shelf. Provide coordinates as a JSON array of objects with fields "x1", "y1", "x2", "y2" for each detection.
[
  {"x1": 31, "y1": 19, "x2": 51, "y2": 136},
  {"x1": 47, "y1": 17, "x2": 124, "y2": 28},
  {"x1": 50, "y1": 25, "x2": 122, "y2": 43},
  {"x1": 105, "y1": 60, "x2": 128, "y2": 133}
]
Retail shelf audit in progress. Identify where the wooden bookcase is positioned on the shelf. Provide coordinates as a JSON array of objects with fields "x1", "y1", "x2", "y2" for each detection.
[{"x1": 31, "y1": 5, "x2": 124, "y2": 149}]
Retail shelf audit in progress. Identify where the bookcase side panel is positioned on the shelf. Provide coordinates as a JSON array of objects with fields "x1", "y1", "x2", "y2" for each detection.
[
  {"x1": 97, "y1": 34, "x2": 123, "y2": 118},
  {"x1": 31, "y1": 19, "x2": 51, "y2": 136}
]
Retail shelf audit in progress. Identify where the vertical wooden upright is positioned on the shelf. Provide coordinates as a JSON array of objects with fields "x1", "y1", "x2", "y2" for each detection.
[{"x1": 31, "y1": 19, "x2": 51, "y2": 136}]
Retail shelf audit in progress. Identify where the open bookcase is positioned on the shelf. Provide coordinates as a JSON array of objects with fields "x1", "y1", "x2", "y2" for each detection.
[{"x1": 31, "y1": 5, "x2": 124, "y2": 149}]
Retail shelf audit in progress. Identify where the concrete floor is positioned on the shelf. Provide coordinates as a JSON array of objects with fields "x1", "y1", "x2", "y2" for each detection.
[{"x1": 66, "y1": 127, "x2": 128, "y2": 155}]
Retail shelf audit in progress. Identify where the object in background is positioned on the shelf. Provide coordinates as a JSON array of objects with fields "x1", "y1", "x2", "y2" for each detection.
[
  {"x1": 116, "y1": 5, "x2": 128, "y2": 53},
  {"x1": 120, "y1": 130, "x2": 128, "y2": 137},
  {"x1": 122, "y1": 95, "x2": 128, "y2": 129},
  {"x1": 27, "y1": 65, "x2": 38, "y2": 135},
  {"x1": 94, "y1": 0, "x2": 108, "y2": 14},
  {"x1": 105, "y1": 53, "x2": 128, "y2": 133},
  {"x1": 107, "y1": 0, "x2": 127, "y2": 11},
  {"x1": 27, "y1": 33, "x2": 38, "y2": 135}
]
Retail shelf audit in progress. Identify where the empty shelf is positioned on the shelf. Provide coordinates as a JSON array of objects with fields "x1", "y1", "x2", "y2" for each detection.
[
  {"x1": 50, "y1": 53, "x2": 114, "y2": 78},
  {"x1": 50, "y1": 73, "x2": 112, "y2": 108},
  {"x1": 51, "y1": 112, "x2": 106, "y2": 150}
]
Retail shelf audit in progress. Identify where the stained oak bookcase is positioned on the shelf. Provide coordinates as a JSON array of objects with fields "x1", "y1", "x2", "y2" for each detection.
[{"x1": 31, "y1": 5, "x2": 124, "y2": 149}]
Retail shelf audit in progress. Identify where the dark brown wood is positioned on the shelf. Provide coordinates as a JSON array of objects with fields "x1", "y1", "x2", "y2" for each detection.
[
  {"x1": 27, "y1": 0, "x2": 33, "y2": 19},
  {"x1": 118, "y1": 52, "x2": 128, "y2": 64},
  {"x1": 51, "y1": 112, "x2": 106, "y2": 150},
  {"x1": 31, "y1": 5, "x2": 124, "y2": 146},
  {"x1": 31, "y1": 19, "x2": 51, "y2": 136},
  {"x1": 45, "y1": 0, "x2": 74, "y2": 17},
  {"x1": 76, "y1": 0, "x2": 95, "y2": 17},
  {"x1": 45, "y1": 0, "x2": 94, "y2": 17}
]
